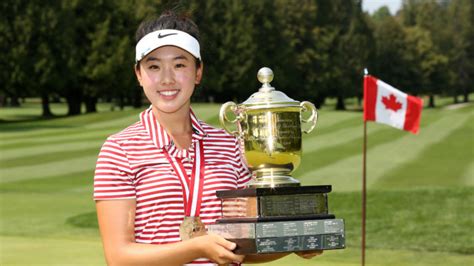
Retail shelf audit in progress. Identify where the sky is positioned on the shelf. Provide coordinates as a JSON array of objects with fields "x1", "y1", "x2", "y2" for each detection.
[{"x1": 362, "y1": 0, "x2": 403, "y2": 15}]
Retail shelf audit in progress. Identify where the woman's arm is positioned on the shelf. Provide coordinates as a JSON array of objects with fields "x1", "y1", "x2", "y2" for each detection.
[{"x1": 96, "y1": 199, "x2": 244, "y2": 266}]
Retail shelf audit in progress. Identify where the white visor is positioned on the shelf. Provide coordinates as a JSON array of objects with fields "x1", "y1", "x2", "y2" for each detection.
[{"x1": 135, "y1": 29, "x2": 201, "y2": 63}]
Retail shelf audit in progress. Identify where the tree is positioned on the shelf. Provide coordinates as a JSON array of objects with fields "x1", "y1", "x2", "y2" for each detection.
[
  {"x1": 336, "y1": 0, "x2": 374, "y2": 109},
  {"x1": 319, "y1": 0, "x2": 372, "y2": 110},
  {"x1": 447, "y1": 0, "x2": 473, "y2": 102},
  {"x1": 404, "y1": 26, "x2": 448, "y2": 107},
  {"x1": 56, "y1": 0, "x2": 93, "y2": 115},
  {"x1": 83, "y1": 1, "x2": 138, "y2": 112},
  {"x1": 372, "y1": 14, "x2": 412, "y2": 93},
  {"x1": 0, "y1": 0, "x2": 34, "y2": 107},
  {"x1": 249, "y1": 0, "x2": 293, "y2": 98},
  {"x1": 265, "y1": 0, "x2": 320, "y2": 105},
  {"x1": 372, "y1": 6, "x2": 392, "y2": 22},
  {"x1": 401, "y1": 0, "x2": 454, "y2": 107},
  {"x1": 31, "y1": 1, "x2": 64, "y2": 117},
  {"x1": 187, "y1": 0, "x2": 257, "y2": 102}
]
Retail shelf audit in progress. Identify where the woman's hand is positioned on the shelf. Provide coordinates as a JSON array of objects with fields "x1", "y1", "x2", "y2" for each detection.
[
  {"x1": 294, "y1": 250, "x2": 323, "y2": 259},
  {"x1": 190, "y1": 234, "x2": 245, "y2": 265}
]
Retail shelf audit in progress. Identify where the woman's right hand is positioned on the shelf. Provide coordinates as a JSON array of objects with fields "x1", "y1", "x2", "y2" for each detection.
[{"x1": 190, "y1": 234, "x2": 245, "y2": 265}]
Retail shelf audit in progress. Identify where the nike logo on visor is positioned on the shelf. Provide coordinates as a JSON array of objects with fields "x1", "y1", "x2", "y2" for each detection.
[{"x1": 158, "y1": 33, "x2": 178, "y2": 38}]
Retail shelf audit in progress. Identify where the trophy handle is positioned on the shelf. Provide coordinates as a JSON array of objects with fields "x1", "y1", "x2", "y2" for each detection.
[
  {"x1": 300, "y1": 101, "x2": 318, "y2": 134},
  {"x1": 219, "y1": 101, "x2": 245, "y2": 137}
]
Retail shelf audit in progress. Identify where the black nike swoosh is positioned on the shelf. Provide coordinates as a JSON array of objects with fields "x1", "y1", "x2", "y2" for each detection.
[{"x1": 158, "y1": 33, "x2": 178, "y2": 38}]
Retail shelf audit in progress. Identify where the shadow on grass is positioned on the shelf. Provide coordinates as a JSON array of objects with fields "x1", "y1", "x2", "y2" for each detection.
[
  {"x1": 66, "y1": 212, "x2": 98, "y2": 229},
  {"x1": 0, "y1": 115, "x2": 76, "y2": 132},
  {"x1": 0, "y1": 114, "x2": 71, "y2": 123}
]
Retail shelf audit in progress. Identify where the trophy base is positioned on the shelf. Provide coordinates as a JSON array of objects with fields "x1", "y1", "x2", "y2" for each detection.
[
  {"x1": 212, "y1": 185, "x2": 345, "y2": 254},
  {"x1": 207, "y1": 218, "x2": 345, "y2": 254},
  {"x1": 249, "y1": 169, "x2": 300, "y2": 187}
]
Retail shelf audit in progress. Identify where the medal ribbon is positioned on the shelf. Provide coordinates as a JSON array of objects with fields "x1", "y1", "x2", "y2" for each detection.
[{"x1": 164, "y1": 140, "x2": 205, "y2": 216}]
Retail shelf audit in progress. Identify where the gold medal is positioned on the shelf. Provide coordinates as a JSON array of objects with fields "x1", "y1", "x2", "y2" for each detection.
[
  {"x1": 165, "y1": 141, "x2": 207, "y2": 241},
  {"x1": 179, "y1": 216, "x2": 206, "y2": 241}
]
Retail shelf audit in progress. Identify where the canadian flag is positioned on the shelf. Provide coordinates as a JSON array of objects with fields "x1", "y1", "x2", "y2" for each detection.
[{"x1": 364, "y1": 75, "x2": 423, "y2": 134}]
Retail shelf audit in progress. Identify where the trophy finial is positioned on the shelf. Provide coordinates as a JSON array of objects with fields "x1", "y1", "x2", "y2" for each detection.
[{"x1": 257, "y1": 67, "x2": 274, "y2": 89}]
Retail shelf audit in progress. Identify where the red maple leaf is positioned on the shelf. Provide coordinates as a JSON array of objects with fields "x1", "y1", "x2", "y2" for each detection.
[{"x1": 382, "y1": 94, "x2": 402, "y2": 112}]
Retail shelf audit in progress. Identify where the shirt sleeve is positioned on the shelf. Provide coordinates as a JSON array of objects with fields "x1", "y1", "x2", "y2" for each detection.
[
  {"x1": 93, "y1": 137, "x2": 136, "y2": 200},
  {"x1": 234, "y1": 138, "x2": 252, "y2": 189}
]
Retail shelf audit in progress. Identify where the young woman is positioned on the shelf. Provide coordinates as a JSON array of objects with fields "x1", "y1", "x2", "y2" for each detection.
[{"x1": 94, "y1": 11, "x2": 321, "y2": 266}]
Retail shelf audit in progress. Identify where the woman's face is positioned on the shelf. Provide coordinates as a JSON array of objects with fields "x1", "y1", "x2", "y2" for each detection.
[{"x1": 135, "y1": 45, "x2": 202, "y2": 115}]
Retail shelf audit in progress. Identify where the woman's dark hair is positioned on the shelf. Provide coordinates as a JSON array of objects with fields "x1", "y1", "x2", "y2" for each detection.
[{"x1": 135, "y1": 11, "x2": 201, "y2": 67}]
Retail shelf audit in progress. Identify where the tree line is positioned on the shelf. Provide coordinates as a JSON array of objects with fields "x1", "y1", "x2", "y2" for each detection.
[{"x1": 0, "y1": 0, "x2": 472, "y2": 116}]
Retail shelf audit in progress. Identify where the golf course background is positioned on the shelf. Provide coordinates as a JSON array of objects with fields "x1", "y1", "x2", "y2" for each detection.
[{"x1": 0, "y1": 99, "x2": 473, "y2": 265}]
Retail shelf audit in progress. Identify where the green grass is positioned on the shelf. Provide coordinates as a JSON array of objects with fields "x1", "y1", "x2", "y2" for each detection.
[
  {"x1": 333, "y1": 188, "x2": 474, "y2": 254},
  {"x1": 0, "y1": 99, "x2": 473, "y2": 265}
]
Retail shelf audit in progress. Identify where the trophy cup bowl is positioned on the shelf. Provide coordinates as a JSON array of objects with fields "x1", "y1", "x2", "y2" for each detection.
[{"x1": 219, "y1": 67, "x2": 318, "y2": 187}]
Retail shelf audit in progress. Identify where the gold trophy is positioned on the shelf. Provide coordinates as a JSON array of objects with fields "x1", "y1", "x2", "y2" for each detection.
[
  {"x1": 219, "y1": 67, "x2": 317, "y2": 187},
  {"x1": 208, "y1": 67, "x2": 345, "y2": 254}
]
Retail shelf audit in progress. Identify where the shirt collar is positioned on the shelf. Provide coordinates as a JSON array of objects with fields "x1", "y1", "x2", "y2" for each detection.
[{"x1": 140, "y1": 106, "x2": 207, "y2": 151}]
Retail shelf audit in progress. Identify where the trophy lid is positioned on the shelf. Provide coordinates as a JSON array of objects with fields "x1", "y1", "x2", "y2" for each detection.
[{"x1": 241, "y1": 67, "x2": 299, "y2": 109}]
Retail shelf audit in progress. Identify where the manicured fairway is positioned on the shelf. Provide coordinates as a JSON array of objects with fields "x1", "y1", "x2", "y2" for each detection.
[{"x1": 0, "y1": 101, "x2": 473, "y2": 265}]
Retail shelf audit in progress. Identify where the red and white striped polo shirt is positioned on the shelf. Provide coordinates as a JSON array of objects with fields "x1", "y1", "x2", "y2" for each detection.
[{"x1": 94, "y1": 107, "x2": 252, "y2": 265}]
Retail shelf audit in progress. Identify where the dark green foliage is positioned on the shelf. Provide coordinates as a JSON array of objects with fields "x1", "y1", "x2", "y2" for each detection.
[
  {"x1": 0, "y1": 0, "x2": 472, "y2": 114},
  {"x1": 400, "y1": 0, "x2": 473, "y2": 106},
  {"x1": 187, "y1": 0, "x2": 258, "y2": 102}
]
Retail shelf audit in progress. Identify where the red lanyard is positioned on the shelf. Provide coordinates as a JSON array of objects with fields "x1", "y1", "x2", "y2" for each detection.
[{"x1": 163, "y1": 140, "x2": 205, "y2": 216}]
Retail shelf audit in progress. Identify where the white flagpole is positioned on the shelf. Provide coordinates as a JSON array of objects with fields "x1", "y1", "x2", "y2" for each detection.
[{"x1": 362, "y1": 68, "x2": 369, "y2": 266}]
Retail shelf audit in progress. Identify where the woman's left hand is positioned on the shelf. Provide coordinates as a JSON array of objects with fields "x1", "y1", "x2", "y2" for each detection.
[{"x1": 294, "y1": 250, "x2": 323, "y2": 259}]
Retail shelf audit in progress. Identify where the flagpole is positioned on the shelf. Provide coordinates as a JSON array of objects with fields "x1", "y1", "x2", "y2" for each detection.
[
  {"x1": 362, "y1": 120, "x2": 367, "y2": 266},
  {"x1": 362, "y1": 68, "x2": 369, "y2": 266}
]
